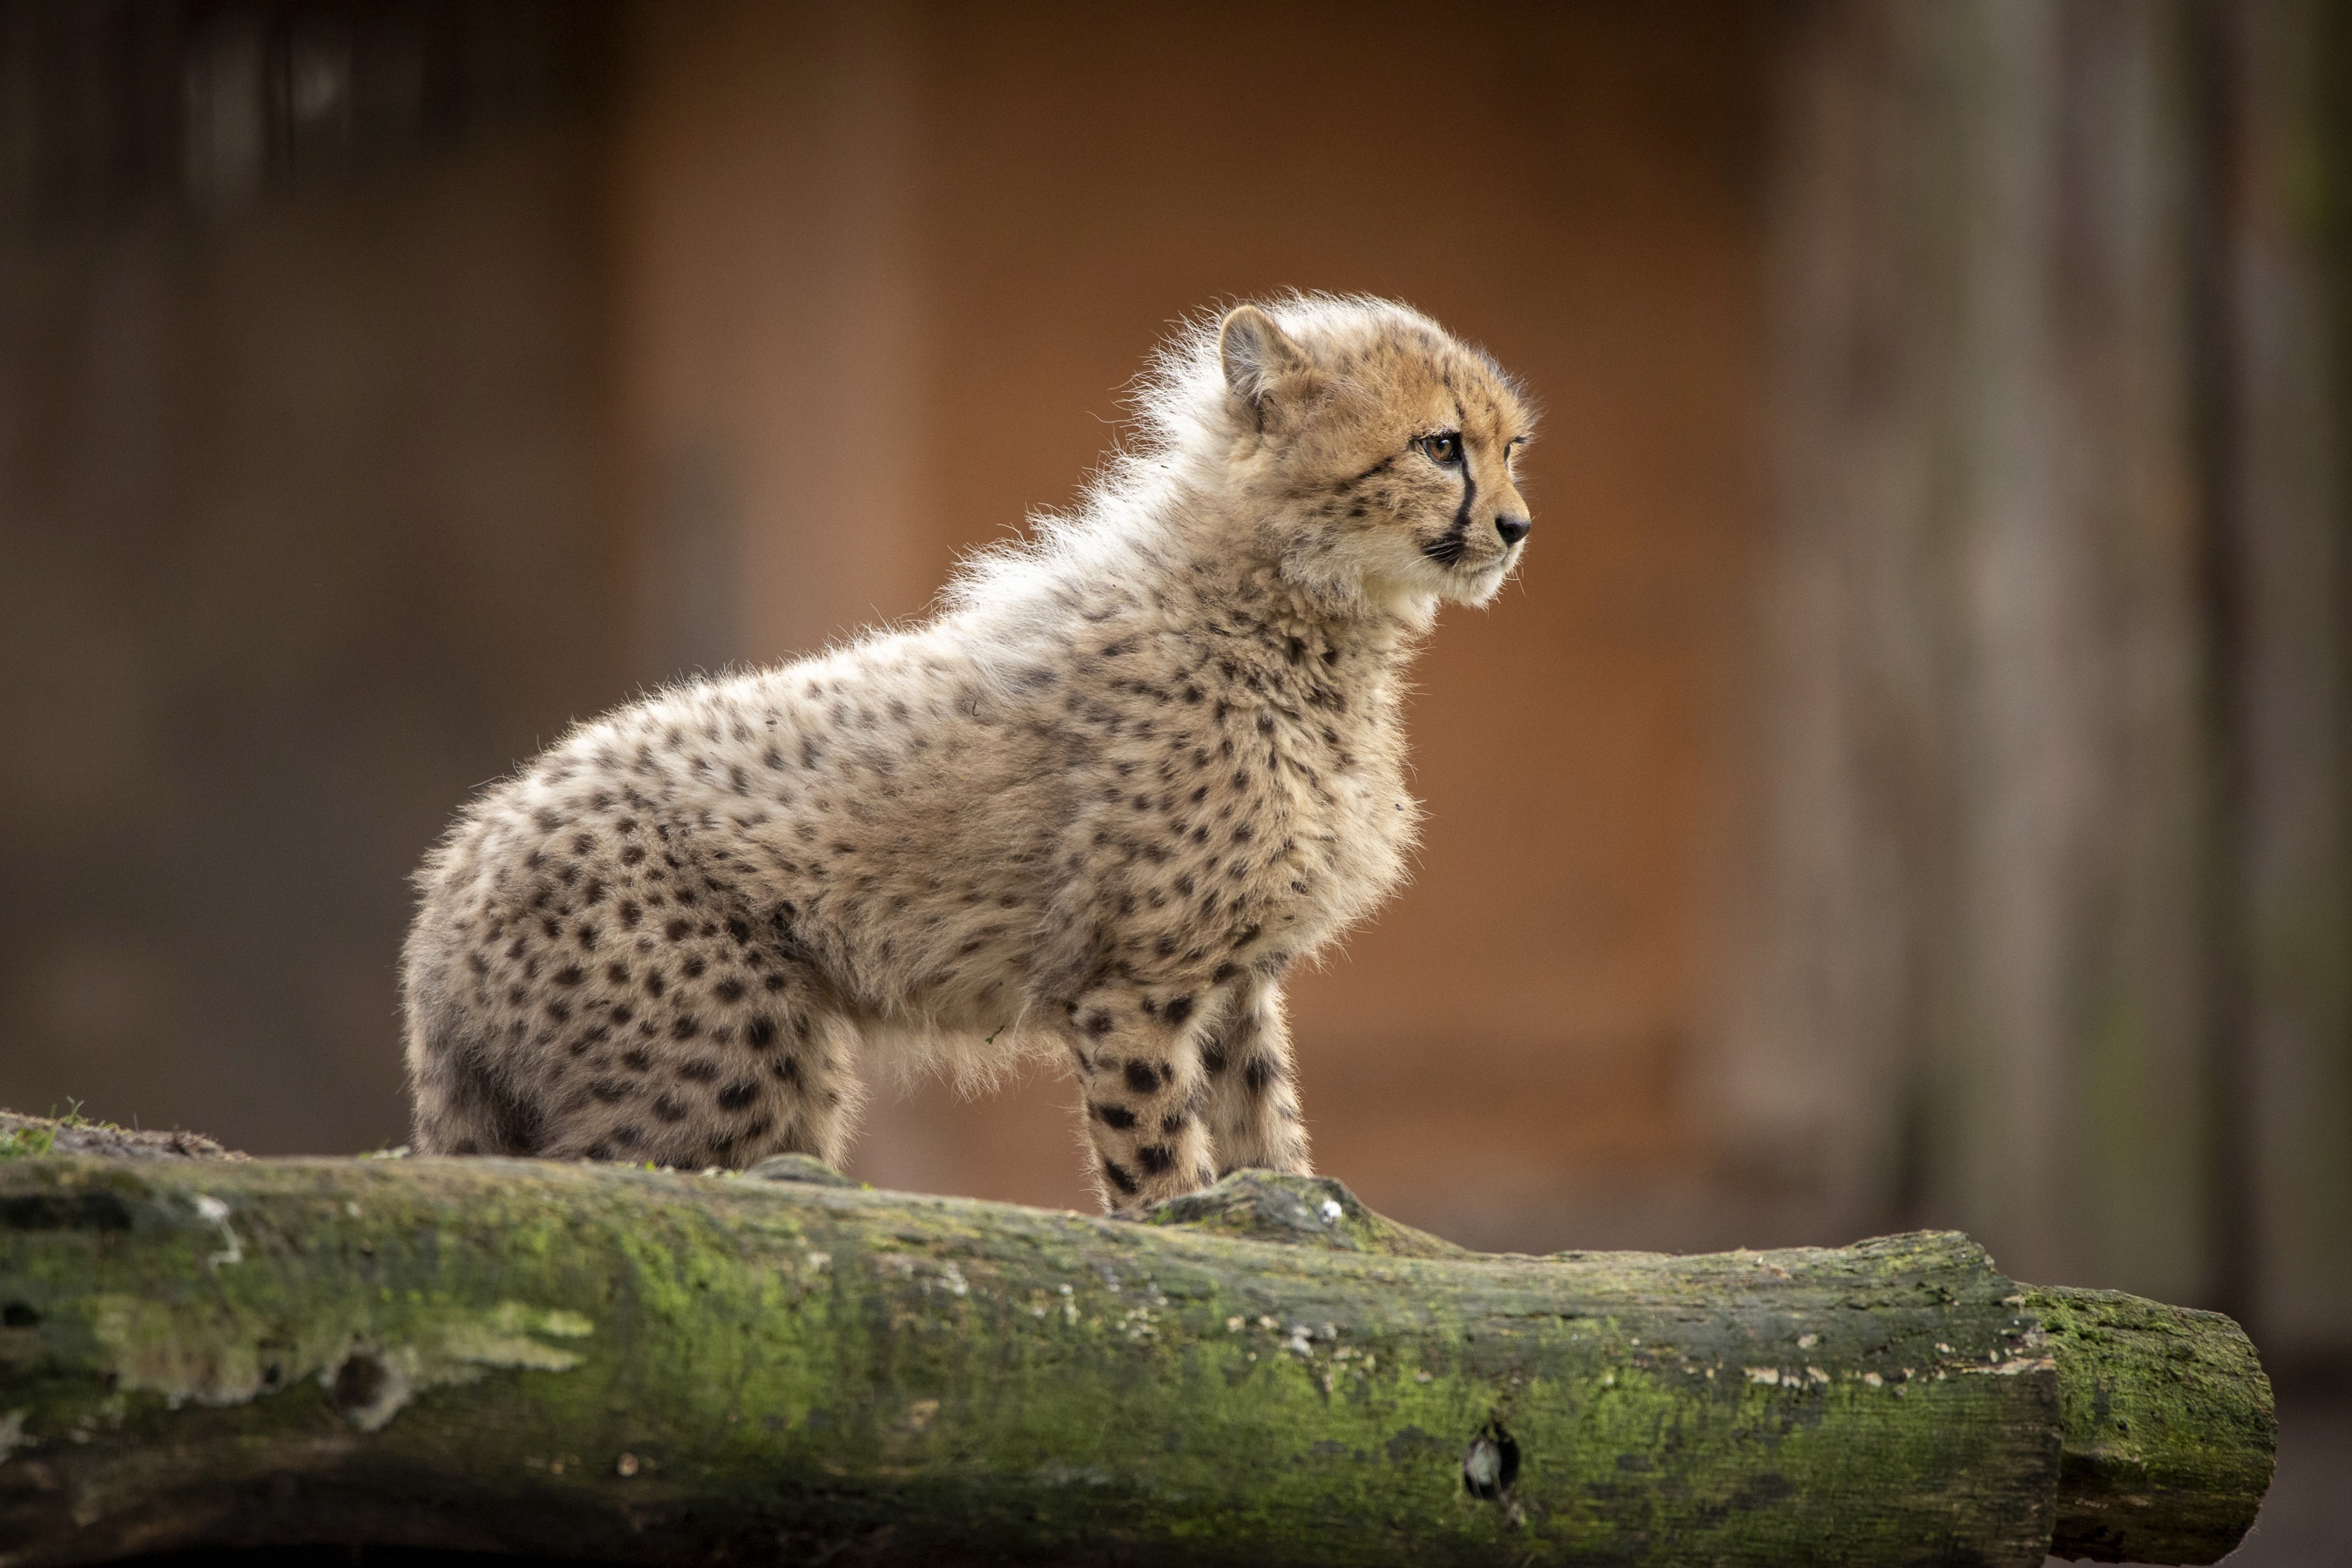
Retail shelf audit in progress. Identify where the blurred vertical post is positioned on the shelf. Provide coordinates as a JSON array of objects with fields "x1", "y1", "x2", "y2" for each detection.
[
  {"x1": 1722, "y1": 0, "x2": 2352, "y2": 1348},
  {"x1": 2212, "y1": 0, "x2": 2352, "y2": 1360},
  {"x1": 0, "y1": 0, "x2": 621, "y2": 1156},
  {"x1": 611, "y1": 0, "x2": 927, "y2": 681}
]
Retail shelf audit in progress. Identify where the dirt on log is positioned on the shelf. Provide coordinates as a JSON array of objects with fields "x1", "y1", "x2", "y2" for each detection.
[{"x1": 0, "y1": 1134, "x2": 2272, "y2": 1568}]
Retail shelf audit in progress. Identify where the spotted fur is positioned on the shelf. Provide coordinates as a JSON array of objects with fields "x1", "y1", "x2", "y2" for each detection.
[{"x1": 402, "y1": 294, "x2": 1536, "y2": 1214}]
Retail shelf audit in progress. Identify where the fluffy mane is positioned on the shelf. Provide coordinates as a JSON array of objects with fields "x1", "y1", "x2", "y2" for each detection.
[{"x1": 941, "y1": 291, "x2": 1460, "y2": 622}]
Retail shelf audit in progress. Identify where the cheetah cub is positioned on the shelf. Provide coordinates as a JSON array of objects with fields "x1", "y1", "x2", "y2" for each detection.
[{"x1": 402, "y1": 294, "x2": 1535, "y2": 1214}]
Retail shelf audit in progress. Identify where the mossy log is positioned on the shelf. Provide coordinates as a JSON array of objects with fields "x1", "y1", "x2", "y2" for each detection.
[{"x1": 0, "y1": 1152, "x2": 2272, "y2": 1568}]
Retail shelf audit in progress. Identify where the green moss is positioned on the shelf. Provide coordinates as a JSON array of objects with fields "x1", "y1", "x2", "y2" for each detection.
[
  {"x1": 0, "y1": 1125, "x2": 55, "y2": 1159},
  {"x1": 2031, "y1": 1286, "x2": 2275, "y2": 1563}
]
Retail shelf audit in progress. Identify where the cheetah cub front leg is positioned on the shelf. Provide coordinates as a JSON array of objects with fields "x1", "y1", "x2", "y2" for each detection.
[
  {"x1": 1067, "y1": 976, "x2": 1309, "y2": 1214},
  {"x1": 1066, "y1": 981, "x2": 1221, "y2": 1214},
  {"x1": 1198, "y1": 976, "x2": 1309, "y2": 1178}
]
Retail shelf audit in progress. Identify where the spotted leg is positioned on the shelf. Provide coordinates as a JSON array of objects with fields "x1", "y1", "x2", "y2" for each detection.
[
  {"x1": 504, "y1": 909, "x2": 864, "y2": 1171},
  {"x1": 1200, "y1": 974, "x2": 1310, "y2": 1177},
  {"x1": 1064, "y1": 982, "x2": 1219, "y2": 1216}
]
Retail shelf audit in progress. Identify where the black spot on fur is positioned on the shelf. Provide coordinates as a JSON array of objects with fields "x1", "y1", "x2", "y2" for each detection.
[
  {"x1": 1123, "y1": 1059, "x2": 1162, "y2": 1095},
  {"x1": 1163, "y1": 995, "x2": 1194, "y2": 1027},
  {"x1": 1136, "y1": 1144, "x2": 1175, "y2": 1175},
  {"x1": 717, "y1": 1080, "x2": 760, "y2": 1112},
  {"x1": 1092, "y1": 1101, "x2": 1139, "y2": 1131},
  {"x1": 747, "y1": 1016, "x2": 777, "y2": 1048},
  {"x1": 1101, "y1": 1160, "x2": 1139, "y2": 1196}
]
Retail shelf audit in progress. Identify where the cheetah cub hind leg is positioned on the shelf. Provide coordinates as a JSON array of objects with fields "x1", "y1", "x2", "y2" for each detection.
[
  {"x1": 406, "y1": 928, "x2": 866, "y2": 1173},
  {"x1": 557, "y1": 1000, "x2": 865, "y2": 1173}
]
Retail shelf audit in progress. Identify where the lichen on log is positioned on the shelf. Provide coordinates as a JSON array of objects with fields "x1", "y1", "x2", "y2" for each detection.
[
  {"x1": 0, "y1": 1151, "x2": 2271, "y2": 1568},
  {"x1": 2031, "y1": 1287, "x2": 2276, "y2": 1564}
]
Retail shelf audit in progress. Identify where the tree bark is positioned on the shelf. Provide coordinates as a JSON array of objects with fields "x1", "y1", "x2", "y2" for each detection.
[{"x1": 0, "y1": 1151, "x2": 2269, "y2": 1568}]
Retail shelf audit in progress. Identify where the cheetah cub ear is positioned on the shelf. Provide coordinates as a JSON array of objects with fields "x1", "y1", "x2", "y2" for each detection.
[{"x1": 1219, "y1": 303, "x2": 1316, "y2": 414}]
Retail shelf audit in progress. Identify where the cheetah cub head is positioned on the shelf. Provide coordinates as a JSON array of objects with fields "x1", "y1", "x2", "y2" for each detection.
[{"x1": 1214, "y1": 296, "x2": 1535, "y2": 618}]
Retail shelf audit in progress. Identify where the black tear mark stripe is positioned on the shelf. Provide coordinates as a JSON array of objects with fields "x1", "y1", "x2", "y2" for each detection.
[{"x1": 1423, "y1": 463, "x2": 1477, "y2": 566}]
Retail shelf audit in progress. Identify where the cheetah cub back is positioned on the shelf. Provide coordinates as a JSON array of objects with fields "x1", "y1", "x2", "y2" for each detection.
[{"x1": 402, "y1": 294, "x2": 1536, "y2": 1214}]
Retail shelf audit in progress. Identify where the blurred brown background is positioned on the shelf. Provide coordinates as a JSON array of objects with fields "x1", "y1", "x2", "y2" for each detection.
[{"x1": 2, "y1": 3, "x2": 2349, "y2": 1556}]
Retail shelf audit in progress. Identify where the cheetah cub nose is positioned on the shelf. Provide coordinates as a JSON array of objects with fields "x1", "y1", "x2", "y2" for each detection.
[{"x1": 1495, "y1": 516, "x2": 1531, "y2": 547}]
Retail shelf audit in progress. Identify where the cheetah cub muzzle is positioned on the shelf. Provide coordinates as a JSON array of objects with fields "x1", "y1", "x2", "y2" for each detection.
[{"x1": 402, "y1": 293, "x2": 1536, "y2": 1215}]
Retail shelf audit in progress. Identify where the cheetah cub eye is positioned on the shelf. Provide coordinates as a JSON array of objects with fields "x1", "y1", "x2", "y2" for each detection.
[{"x1": 1417, "y1": 431, "x2": 1464, "y2": 466}]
